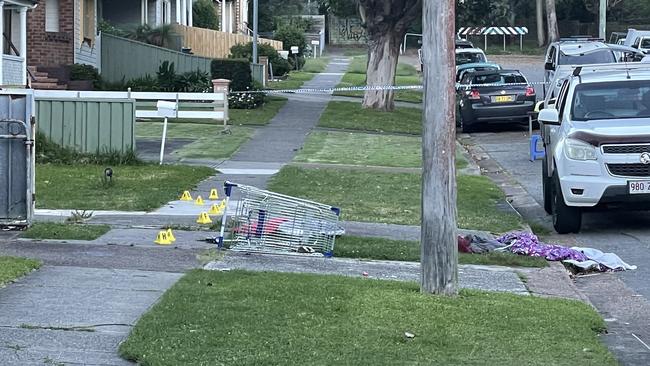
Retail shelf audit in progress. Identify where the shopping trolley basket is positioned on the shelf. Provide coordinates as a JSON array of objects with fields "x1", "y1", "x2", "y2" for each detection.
[{"x1": 216, "y1": 181, "x2": 342, "y2": 256}]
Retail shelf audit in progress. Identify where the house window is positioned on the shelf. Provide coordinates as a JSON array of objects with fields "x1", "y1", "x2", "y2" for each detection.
[
  {"x1": 45, "y1": 0, "x2": 60, "y2": 32},
  {"x1": 81, "y1": 0, "x2": 96, "y2": 44}
]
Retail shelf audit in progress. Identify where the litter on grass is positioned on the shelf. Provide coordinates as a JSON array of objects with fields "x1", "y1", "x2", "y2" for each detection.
[{"x1": 458, "y1": 231, "x2": 636, "y2": 272}]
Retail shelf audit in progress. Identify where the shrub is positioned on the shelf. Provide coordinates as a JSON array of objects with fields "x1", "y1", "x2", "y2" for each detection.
[
  {"x1": 271, "y1": 57, "x2": 291, "y2": 77},
  {"x1": 228, "y1": 92, "x2": 265, "y2": 109},
  {"x1": 287, "y1": 55, "x2": 305, "y2": 71},
  {"x1": 274, "y1": 25, "x2": 307, "y2": 55},
  {"x1": 69, "y1": 64, "x2": 99, "y2": 81},
  {"x1": 229, "y1": 42, "x2": 291, "y2": 76},
  {"x1": 175, "y1": 70, "x2": 211, "y2": 92},
  {"x1": 211, "y1": 58, "x2": 253, "y2": 92},
  {"x1": 126, "y1": 75, "x2": 160, "y2": 92},
  {"x1": 35, "y1": 131, "x2": 141, "y2": 165},
  {"x1": 193, "y1": 0, "x2": 219, "y2": 30}
]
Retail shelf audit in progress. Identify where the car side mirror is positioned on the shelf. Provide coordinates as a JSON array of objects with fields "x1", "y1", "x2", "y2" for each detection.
[
  {"x1": 538, "y1": 108, "x2": 560, "y2": 125},
  {"x1": 544, "y1": 62, "x2": 555, "y2": 71}
]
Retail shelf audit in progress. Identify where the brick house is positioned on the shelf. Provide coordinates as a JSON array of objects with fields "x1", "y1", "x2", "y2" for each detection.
[
  {"x1": 27, "y1": 0, "x2": 196, "y2": 89},
  {"x1": 0, "y1": 0, "x2": 38, "y2": 87}
]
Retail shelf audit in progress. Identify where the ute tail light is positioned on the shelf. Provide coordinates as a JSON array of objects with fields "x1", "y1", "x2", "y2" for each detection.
[
  {"x1": 525, "y1": 86, "x2": 535, "y2": 97},
  {"x1": 468, "y1": 89, "x2": 481, "y2": 100}
]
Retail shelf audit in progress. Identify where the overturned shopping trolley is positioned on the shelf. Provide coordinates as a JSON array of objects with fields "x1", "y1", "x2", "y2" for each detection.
[{"x1": 216, "y1": 181, "x2": 342, "y2": 256}]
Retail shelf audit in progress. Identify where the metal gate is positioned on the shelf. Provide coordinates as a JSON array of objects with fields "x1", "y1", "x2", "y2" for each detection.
[{"x1": 0, "y1": 90, "x2": 35, "y2": 227}]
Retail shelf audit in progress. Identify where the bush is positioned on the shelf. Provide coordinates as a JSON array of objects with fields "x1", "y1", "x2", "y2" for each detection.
[
  {"x1": 287, "y1": 55, "x2": 305, "y2": 71},
  {"x1": 35, "y1": 131, "x2": 141, "y2": 165},
  {"x1": 228, "y1": 92, "x2": 265, "y2": 109},
  {"x1": 273, "y1": 25, "x2": 307, "y2": 56},
  {"x1": 193, "y1": 0, "x2": 219, "y2": 30},
  {"x1": 271, "y1": 57, "x2": 291, "y2": 77},
  {"x1": 126, "y1": 75, "x2": 160, "y2": 92},
  {"x1": 229, "y1": 42, "x2": 291, "y2": 76},
  {"x1": 211, "y1": 58, "x2": 253, "y2": 92}
]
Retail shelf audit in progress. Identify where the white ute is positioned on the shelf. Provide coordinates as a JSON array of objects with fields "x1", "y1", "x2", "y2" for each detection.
[{"x1": 539, "y1": 64, "x2": 650, "y2": 234}]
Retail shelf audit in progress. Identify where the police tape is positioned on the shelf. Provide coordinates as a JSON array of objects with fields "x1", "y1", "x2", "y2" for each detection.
[{"x1": 229, "y1": 81, "x2": 551, "y2": 95}]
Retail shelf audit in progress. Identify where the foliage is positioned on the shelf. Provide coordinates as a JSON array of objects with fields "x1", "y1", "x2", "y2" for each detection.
[
  {"x1": 273, "y1": 16, "x2": 313, "y2": 32},
  {"x1": 22, "y1": 223, "x2": 111, "y2": 241},
  {"x1": 319, "y1": 0, "x2": 358, "y2": 17},
  {"x1": 229, "y1": 42, "x2": 293, "y2": 75},
  {"x1": 125, "y1": 75, "x2": 160, "y2": 92},
  {"x1": 128, "y1": 24, "x2": 175, "y2": 47},
  {"x1": 69, "y1": 64, "x2": 100, "y2": 81},
  {"x1": 229, "y1": 92, "x2": 265, "y2": 109},
  {"x1": 274, "y1": 25, "x2": 308, "y2": 55},
  {"x1": 211, "y1": 58, "x2": 253, "y2": 92},
  {"x1": 98, "y1": 20, "x2": 130, "y2": 38},
  {"x1": 273, "y1": 57, "x2": 292, "y2": 75},
  {"x1": 192, "y1": 0, "x2": 219, "y2": 30},
  {"x1": 35, "y1": 132, "x2": 141, "y2": 165},
  {"x1": 112, "y1": 62, "x2": 209, "y2": 93},
  {"x1": 254, "y1": 0, "x2": 307, "y2": 33}
]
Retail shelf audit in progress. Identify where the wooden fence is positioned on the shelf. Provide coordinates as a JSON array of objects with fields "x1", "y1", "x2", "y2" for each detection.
[
  {"x1": 101, "y1": 33, "x2": 213, "y2": 84},
  {"x1": 174, "y1": 25, "x2": 283, "y2": 59}
]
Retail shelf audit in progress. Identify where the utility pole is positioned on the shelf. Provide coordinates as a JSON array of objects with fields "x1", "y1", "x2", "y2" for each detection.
[
  {"x1": 599, "y1": 0, "x2": 606, "y2": 40},
  {"x1": 253, "y1": 0, "x2": 259, "y2": 64},
  {"x1": 536, "y1": 0, "x2": 545, "y2": 47},
  {"x1": 421, "y1": 0, "x2": 458, "y2": 295}
]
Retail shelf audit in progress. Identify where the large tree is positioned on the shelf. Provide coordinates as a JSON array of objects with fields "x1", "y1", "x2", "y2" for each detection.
[
  {"x1": 358, "y1": 0, "x2": 422, "y2": 111},
  {"x1": 546, "y1": 0, "x2": 560, "y2": 43}
]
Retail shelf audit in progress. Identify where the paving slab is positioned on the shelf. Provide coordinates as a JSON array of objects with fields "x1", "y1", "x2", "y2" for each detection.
[
  {"x1": 204, "y1": 251, "x2": 529, "y2": 295},
  {"x1": 0, "y1": 266, "x2": 181, "y2": 365},
  {"x1": 92, "y1": 228, "x2": 215, "y2": 249}
]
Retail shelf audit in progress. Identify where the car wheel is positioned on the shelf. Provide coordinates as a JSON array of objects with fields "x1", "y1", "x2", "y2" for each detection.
[
  {"x1": 542, "y1": 157, "x2": 552, "y2": 214},
  {"x1": 551, "y1": 171, "x2": 582, "y2": 234},
  {"x1": 461, "y1": 116, "x2": 476, "y2": 133}
]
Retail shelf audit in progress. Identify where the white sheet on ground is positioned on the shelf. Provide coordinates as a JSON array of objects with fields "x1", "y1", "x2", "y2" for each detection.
[{"x1": 565, "y1": 247, "x2": 637, "y2": 271}]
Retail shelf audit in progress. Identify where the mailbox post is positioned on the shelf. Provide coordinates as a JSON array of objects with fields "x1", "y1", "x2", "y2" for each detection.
[
  {"x1": 291, "y1": 46, "x2": 299, "y2": 70},
  {"x1": 156, "y1": 100, "x2": 178, "y2": 165}
]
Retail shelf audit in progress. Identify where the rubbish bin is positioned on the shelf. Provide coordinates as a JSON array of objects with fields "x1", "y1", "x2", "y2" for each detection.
[{"x1": 0, "y1": 90, "x2": 35, "y2": 227}]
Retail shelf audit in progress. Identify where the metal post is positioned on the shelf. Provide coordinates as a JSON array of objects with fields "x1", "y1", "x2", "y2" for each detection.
[
  {"x1": 503, "y1": 34, "x2": 506, "y2": 51},
  {"x1": 599, "y1": 0, "x2": 606, "y2": 40},
  {"x1": 484, "y1": 34, "x2": 487, "y2": 51},
  {"x1": 159, "y1": 117, "x2": 168, "y2": 165},
  {"x1": 520, "y1": 34, "x2": 523, "y2": 51},
  {"x1": 252, "y1": 0, "x2": 258, "y2": 64}
]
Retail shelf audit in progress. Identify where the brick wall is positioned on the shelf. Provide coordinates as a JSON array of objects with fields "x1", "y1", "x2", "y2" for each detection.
[{"x1": 27, "y1": 0, "x2": 75, "y2": 67}]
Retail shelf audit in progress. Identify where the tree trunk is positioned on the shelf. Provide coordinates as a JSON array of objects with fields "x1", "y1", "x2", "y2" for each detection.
[
  {"x1": 358, "y1": 0, "x2": 421, "y2": 112},
  {"x1": 362, "y1": 33, "x2": 401, "y2": 111},
  {"x1": 536, "y1": 0, "x2": 546, "y2": 46},
  {"x1": 420, "y1": 0, "x2": 457, "y2": 295},
  {"x1": 545, "y1": 0, "x2": 559, "y2": 43}
]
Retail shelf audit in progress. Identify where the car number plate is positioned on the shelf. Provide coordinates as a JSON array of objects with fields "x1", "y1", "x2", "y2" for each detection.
[
  {"x1": 628, "y1": 181, "x2": 650, "y2": 194},
  {"x1": 492, "y1": 95, "x2": 514, "y2": 103}
]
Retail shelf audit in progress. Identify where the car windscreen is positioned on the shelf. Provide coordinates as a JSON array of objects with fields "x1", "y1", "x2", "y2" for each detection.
[
  {"x1": 641, "y1": 39, "x2": 650, "y2": 48},
  {"x1": 471, "y1": 72, "x2": 526, "y2": 85},
  {"x1": 456, "y1": 52, "x2": 486, "y2": 65},
  {"x1": 558, "y1": 49, "x2": 616, "y2": 65},
  {"x1": 571, "y1": 81, "x2": 650, "y2": 121}
]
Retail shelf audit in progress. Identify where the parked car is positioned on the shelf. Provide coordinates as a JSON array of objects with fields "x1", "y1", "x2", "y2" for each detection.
[
  {"x1": 455, "y1": 48, "x2": 488, "y2": 67},
  {"x1": 624, "y1": 29, "x2": 650, "y2": 53},
  {"x1": 456, "y1": 34, "x2": 474, "y2": 49},
  {"x1": 456, "y1": 69, "x2": 536, "y2": 133},
  {"x1": 538, "y1": 64, "x2": 650, "y2": 233},
  {"x1": 543, "y1": 38, "x2": 618, "y2": 99},
  {"x1": 456, "y1": 62, "x2": 501, "y2": 83},
  {"x1": 609, "y1": 31, "x2": 627, "y2": 45}
]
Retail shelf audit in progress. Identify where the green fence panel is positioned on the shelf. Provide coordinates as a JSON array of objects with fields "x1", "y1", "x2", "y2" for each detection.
[
  {"x1": 36, "y1": 99, "x2": 136, "y2": 154},
  {"x1": 101, "y1": 33, "x2": 213, "y2": 84}
]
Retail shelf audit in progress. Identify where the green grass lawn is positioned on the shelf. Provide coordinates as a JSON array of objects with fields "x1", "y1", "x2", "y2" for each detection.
[
  {"x1": 136, "y1": 122, "x2": 253, "y2": 160},
  {"x1": 334, "y1": 72, "x2": 423, "y2": 103},
  {"x1": 267, "y1": 58, "x2": 331, "y2": 90},
  {"x1": 295, "y1": 130, "x2": 467, "y2": 169},
  {"x1": 346, "y1": 56, "x2": 418, "y2": 77},
  {"x1": 22, "y1": 223, "x2": 111, "y2": 241},
  {"x1": 120, "y1": 270, "x2": 615, "y2": 365},
  {"x1": 0, "y1": 256, "x2": 40, "y2": 286},
  {"x1": 334, "y1": 236, "x2": 548, "y2": 267},
  {"x1": 319, "y1": 101, "x2": 422, "y2": 135},
  {"x1": 36, "y1": 164, "x2": 214, "y2": 211},
  {"x1": 267, "y1": 166, "x2": 522, "y2": 232},
  {"x1": 229, "y1": 97, "x2": 288, "y2": 125}
]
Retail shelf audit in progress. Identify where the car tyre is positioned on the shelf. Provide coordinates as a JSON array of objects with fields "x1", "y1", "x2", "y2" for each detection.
[
  {"x1": 551, "y1": 171, "x2": 582, "y2": 234},
  {"x1": 542, "y1": 157, "x2": 552, "y2": 214},
  {"x1": 461, "y1": 115, "x2": 476, "y2": 133}
]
